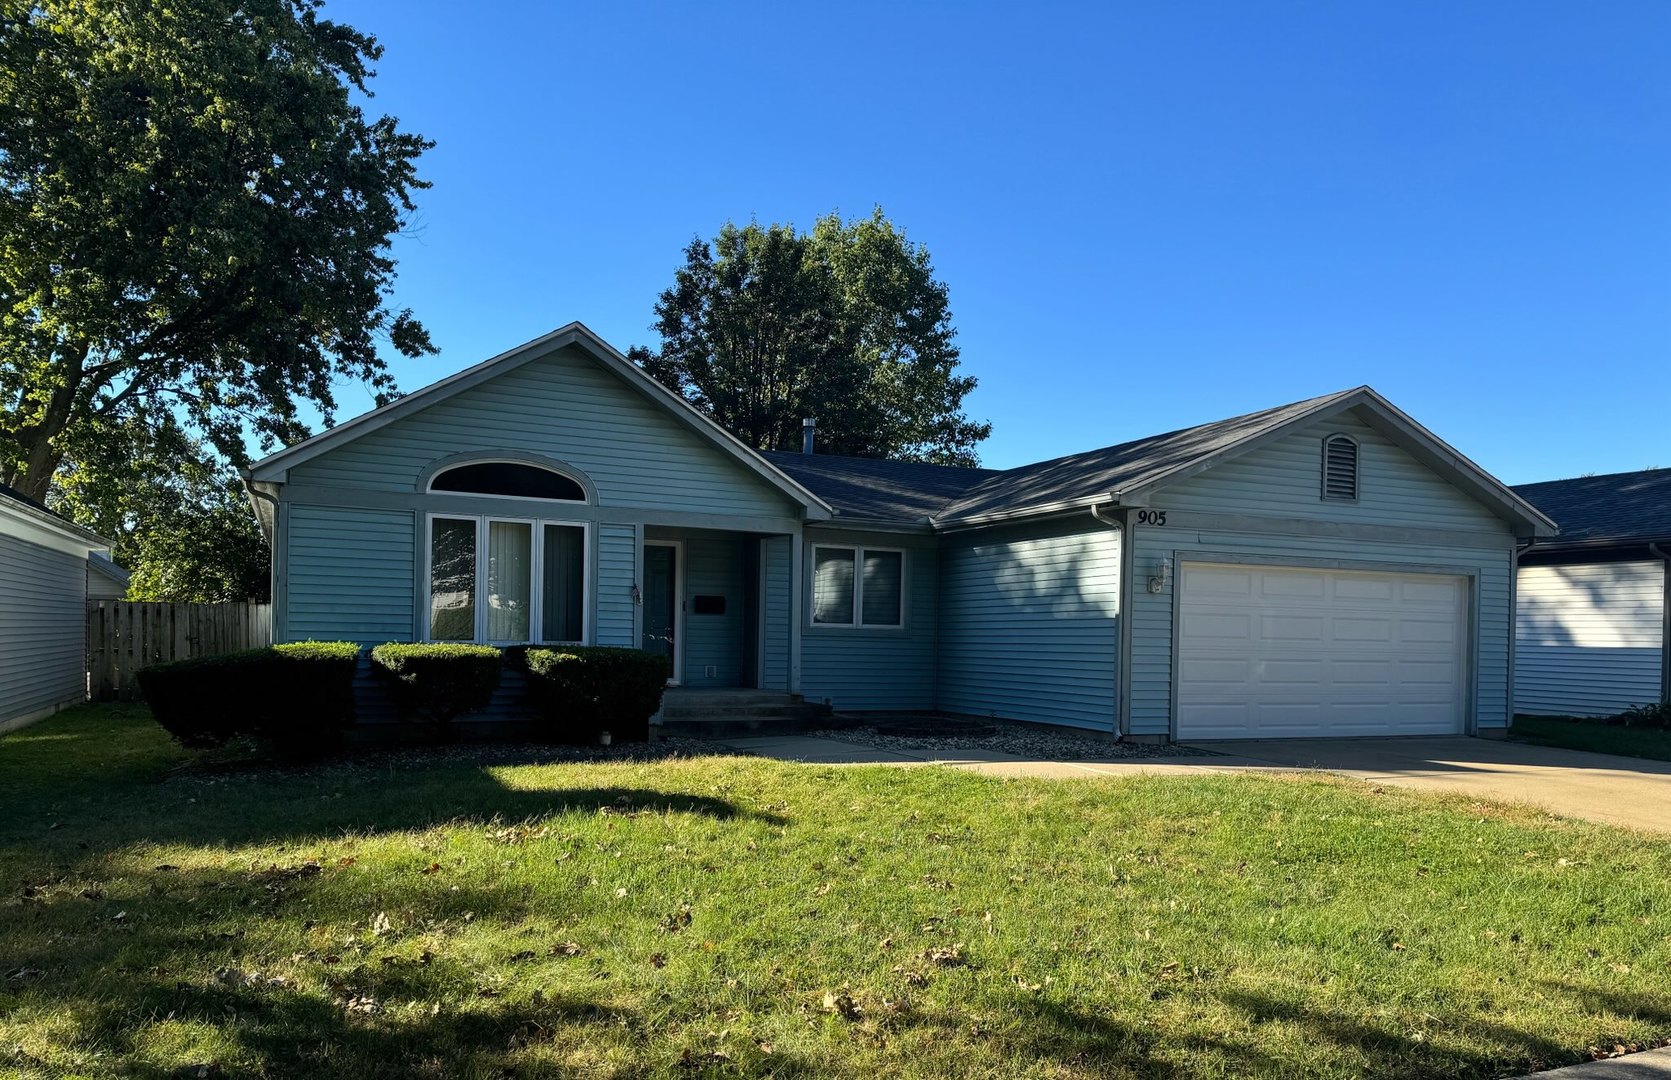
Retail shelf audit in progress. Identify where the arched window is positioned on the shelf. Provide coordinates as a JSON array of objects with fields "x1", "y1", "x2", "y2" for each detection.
[
  {"x1": 428, "y1": 461, "x2": 586, "y2": 502},
  {"x1": 1321, "y1": 434, "x2": 1359, "y2": 501}
]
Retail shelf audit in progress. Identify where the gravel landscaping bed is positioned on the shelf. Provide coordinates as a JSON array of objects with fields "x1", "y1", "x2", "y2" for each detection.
[{"x1": 806, "y1": 715, "x2": 1214, "y2": 760}]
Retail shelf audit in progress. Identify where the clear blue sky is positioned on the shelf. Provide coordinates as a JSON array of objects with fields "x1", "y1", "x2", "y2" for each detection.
[{"x1": 325, "y1": 0, "x2": 1668, "y2": 483}]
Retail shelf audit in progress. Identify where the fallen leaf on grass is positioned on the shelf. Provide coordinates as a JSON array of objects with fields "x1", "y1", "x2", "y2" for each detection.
[
  {"x1": 420, "y1": 862, "x2": 442, "y2": 875},
  {"x1": 508, "y1": 950, "x2": 537, "y2": 963},
  {"x1": 921, "y1": 944, "x2": 966, "y2": 967},
  {"x1": 548, "y1": 942, "x2": 584, "y2": 957},
  {"x1": 822, "y1": 990, "x2": 861, "y2": 1019}
]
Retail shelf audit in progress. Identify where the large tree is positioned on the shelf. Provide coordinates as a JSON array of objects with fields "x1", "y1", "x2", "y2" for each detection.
[
  {"x1": 0, "y1": 0, "x2": 434, "y2": 502},
  {"x1": 630, "y1": 209, "x2": 990, "y2": 466}
]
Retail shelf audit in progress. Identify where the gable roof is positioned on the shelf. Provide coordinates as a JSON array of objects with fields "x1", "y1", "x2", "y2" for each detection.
[
  {"x1": 1512, "y1": 469, "x2": 1671, "y2": 548},
  {"x1": 940, "y1": 389, "x2": 1360, "y2": 523},
  {"x1": 761, "y1": 451, "x2": 1000, "y2": 525},
  {"x1": 245, "y1": 323, "x2": 832, "y2": 518},
  {"x1": 775, "y1": 387, "x2": 1557, "y2": 536}
]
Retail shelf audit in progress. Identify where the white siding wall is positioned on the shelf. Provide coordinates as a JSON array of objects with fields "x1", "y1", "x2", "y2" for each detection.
[
  {"x1": 0, "y1": 531, "x2": 87, "y2": 728},
  {"x1": 937, "y1": 519, "x2": 1121, "y2": 730},
  {"x1": 1516, "y1": 561, "x2": 1665, "y2": 717}
]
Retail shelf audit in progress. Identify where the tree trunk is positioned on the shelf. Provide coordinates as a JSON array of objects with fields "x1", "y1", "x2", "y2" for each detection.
[{"x1": 8, "y1": 341, "x2": 89, "y2": 501}]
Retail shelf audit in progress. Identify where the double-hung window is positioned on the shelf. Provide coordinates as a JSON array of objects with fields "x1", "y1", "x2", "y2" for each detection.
[
  {"x1": 427, "y1": 516, "x2": 587, "y2": 644},
  {"x1": 811, "y1": 545, "x2": 904, "y2": 628}
]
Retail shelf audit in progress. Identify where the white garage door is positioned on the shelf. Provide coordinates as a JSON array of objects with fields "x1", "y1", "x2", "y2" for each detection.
[{"x1": 1176, "y1": 563, "x2": 1467, "y2": 739}]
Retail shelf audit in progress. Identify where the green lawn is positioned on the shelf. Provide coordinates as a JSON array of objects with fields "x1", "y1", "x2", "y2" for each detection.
[
  {"x1": 4, "y1": 707, "x2": 1671, "y2": 1079},
  {"x1": 1513, "y1": 715, "x2": 1671, "y2": 763}
]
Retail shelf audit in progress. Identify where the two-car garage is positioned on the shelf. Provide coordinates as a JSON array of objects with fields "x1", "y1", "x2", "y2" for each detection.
[{"x1": 1173, "y1": 562, "x2": 1469, "y2": 740}]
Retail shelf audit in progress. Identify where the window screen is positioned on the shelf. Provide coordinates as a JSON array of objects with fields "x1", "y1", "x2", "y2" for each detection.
[{"x1": 861, "y1": 550, "x2": 903, "y2": 626}]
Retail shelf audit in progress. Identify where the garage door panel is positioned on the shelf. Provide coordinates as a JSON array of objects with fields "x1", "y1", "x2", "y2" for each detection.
[
  {"x1": 1177, "y1": 563, "x2": 1466, "y2": 739},
  {"x1": 1260, "y1": 573, "x2": 1326, "y2": 599},
  {"x1": 1333, "y1": 577, "x2": 1395, "y2": 602}
]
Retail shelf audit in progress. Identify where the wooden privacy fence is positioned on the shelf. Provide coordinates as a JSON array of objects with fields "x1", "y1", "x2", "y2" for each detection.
[{"x1": 87, "y1": 601, "x2": 272, "y2": 701}]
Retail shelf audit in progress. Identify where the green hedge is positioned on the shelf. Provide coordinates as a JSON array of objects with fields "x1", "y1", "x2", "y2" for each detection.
[
  {"x1": 522, "y1": 646, "x2": 670, "y2": 743},
  {"x1": 370, "y1": 643, "x2": 502, "y2": 736},
  {"x1": 137, "y1": 641, "x2": 360, "y2": 753}
]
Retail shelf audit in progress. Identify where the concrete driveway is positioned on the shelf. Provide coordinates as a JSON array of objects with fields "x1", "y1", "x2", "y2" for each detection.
[
  {"x1": 1190, "y1": 736, "x2": 1671, "y2": 834},
  {"x1": 720, "y1": 733, "x2": 1671, "y2": 834}
]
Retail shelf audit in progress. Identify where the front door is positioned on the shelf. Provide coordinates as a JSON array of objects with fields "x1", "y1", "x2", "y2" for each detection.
[{"x1": 642, "y1": 542, "x2": 681, "y2": 683}]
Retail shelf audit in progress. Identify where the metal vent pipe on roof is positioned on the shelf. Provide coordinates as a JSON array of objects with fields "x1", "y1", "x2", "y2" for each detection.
[{"x1": 802, "y1": 418, "x2": 816, "y2": 454}]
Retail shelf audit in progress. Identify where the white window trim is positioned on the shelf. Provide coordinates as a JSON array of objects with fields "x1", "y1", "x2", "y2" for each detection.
[
  {"x1": 1320, "y1": 433, "x2": 1360, "y2": 503},
  {"x1": 422, "y1": 512, "x2": 592, "y2": 645},
  {"x1": 425, "y1": 458, "x2": 590, "y2": 504},
  {"x1": 809, "y1": 543, "x2": 906, "y2": 629}
]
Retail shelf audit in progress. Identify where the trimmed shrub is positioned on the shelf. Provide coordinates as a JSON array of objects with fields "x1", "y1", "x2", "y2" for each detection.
[
  {"x1": 370, "y1": 643, "x2": 502, "y2": 737},
  {"x1": 137, "y1": 641, "x2": 359, "y2": 753},
  {"x1": 522, "y1": 646, "x2": 670, "y2": 744},
  {"x1": 1611, "y1": 701, "x2": 1671, "y2": 728},
  {"x1": 266, "y1": 642, "x2": 361, "y2": 751}
]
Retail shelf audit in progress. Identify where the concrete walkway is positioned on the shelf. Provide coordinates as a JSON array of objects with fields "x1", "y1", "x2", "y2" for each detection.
[
  {"x1": 718, "y1": 733, "x2": 1671, "y2": 833},
  {"x1": 1510, "y1": 1047, "x2": 1671, "y2": 1078}
]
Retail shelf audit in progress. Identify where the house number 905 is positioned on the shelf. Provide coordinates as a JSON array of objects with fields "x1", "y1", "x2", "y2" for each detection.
[{"x1": 1136, "y1": 510, "x2": 1167, "y2": 526}]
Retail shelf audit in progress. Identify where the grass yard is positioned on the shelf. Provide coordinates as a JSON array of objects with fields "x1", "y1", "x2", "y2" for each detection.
[
  {"x1": 1512, "y1": 715, "x2": 1671, "y2": 763},
  {"x1": 4, "y1": 707, "x2": 1671, "y2": 1079}
]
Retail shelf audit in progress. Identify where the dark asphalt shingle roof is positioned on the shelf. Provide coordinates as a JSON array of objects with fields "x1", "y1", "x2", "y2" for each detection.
[
  {"x1": 0, "y1": 480, "x2": 52, "y2": 515},
  {"x1": 0, "y1": 480, "x2": 112, "y2": 546},
  {"x1": 764, "y1": 389, "x2": 1359, "y2": 525},
  {"x1": 1511, "y1": 469, "x2": 1671, "y2": 546},
  {"x1": 941, "y1": 390, "x2": 1356, "y2": 521},
  {"x1": 761, "y1": 451, "x2": 999, "y2": 522}
]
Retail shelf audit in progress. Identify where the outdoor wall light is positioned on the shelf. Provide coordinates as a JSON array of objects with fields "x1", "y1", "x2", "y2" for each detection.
[
  {"x1": 630, "y1": 584, "x2": 642, "y2": 605},
  {"x1": 1147, "y1": 557, "x2": 1173, "y2": 595}
]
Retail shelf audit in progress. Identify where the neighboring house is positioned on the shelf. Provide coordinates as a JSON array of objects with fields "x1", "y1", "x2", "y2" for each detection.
[
  {"x1": 87, "y1": 552, "x2": 132, "y2": 602},
  {"x1": 243, "y1": 323, "x2": 1555, "y2": 742},
  {"x1": 0, "y1": 483, "x2": 113, "y2": 731},
  {"x1": 1511, "y1": 469, "x2": 1671, "y2": 717}
]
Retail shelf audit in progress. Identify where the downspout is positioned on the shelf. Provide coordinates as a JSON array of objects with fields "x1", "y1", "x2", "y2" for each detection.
[
  {"x1": 1651, "y1": 542, "x2": 1671, "y2": 704},
  {"x1": 1088, "y1": 502, "x2": 1125, "y2": 736}
]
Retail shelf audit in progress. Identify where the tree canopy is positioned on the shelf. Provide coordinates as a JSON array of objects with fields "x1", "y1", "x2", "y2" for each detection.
[
  {"x1": 0, "y1": 0, "x2": 435, "y2": 504},
  {"x1": 629, "y1": 209, "x2": 990, "y2": 466}
]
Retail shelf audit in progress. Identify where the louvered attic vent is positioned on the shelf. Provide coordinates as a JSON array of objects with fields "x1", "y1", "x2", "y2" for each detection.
[{"x1": 1322, "y1": 434, "x2": 1358, "y2": 500}]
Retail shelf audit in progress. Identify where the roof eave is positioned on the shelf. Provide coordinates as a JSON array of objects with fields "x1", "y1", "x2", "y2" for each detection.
[{"x1": 0, "y1": 493, "x2": 112, "y2": 549}]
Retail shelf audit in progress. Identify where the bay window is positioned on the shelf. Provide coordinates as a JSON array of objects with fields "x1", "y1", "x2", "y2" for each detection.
[
  {"x1": 812, "y1": 544, "x2": 904, "y2": 628},
  {"x1": 427, "y1": 515, "x2": 588, "y2": 644}
]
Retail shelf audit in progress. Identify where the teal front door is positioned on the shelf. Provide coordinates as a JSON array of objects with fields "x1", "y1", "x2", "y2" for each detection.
[{"x1": 641, "y1": 542, "x2": 680, "y2": 683}]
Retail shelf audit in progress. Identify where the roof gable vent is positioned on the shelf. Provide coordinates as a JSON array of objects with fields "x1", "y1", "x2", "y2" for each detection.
[{"x1": 1321, "y1": 434, "x2": 1359, "y2": 501}]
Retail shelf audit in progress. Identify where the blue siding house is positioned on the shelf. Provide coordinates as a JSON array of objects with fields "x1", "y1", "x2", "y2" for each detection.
[
  {"x1": 1, "y1": 484, "x2": 114, "y2": 731},
  {"x1": 245, "y1": 323, "x2": 1556, "y2": 741}
]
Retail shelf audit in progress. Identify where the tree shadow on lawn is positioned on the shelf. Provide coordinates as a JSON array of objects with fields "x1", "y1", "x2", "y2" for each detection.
[{"x1": 7, "y1": 767, "x2": 784, "y2": 858}]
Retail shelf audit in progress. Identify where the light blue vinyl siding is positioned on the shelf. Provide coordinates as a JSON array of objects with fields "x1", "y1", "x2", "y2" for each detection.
[
  {"x1": 285, "y1": 344, "x2": 796, "y2": 517},
  {"x1": 937, "y1": 519, "x2": 1121, "y2": 730},
  {"x1": 596, "y1": 524, "x2": 637, "y2": 647},
  {"x1": 285, "y1": 507, "x2": 415, "y2": 644},
  {"x1": 1162, "y1": 411, "x2": 1506, "y2": 532},
  {"x1": 801, "y1": 531, "x2": 937, "y2": 711},
  {"x1": 762, "y1": 536, "x2": 791, "y2": 691},
  {"x1": 1127, "y1": 526, "x2": 1514, "y2": 736},
  {"x1": 0, "y1": 531, "x2": 86, "y2": 727},
  {"x1": 1516, "y1": 561, "x2": 1665, "y2": 717}
]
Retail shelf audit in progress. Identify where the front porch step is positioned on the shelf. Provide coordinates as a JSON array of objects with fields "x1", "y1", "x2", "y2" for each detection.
[{"x1": 655, "y1": 688, "x2": 832, "y2": 732}]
